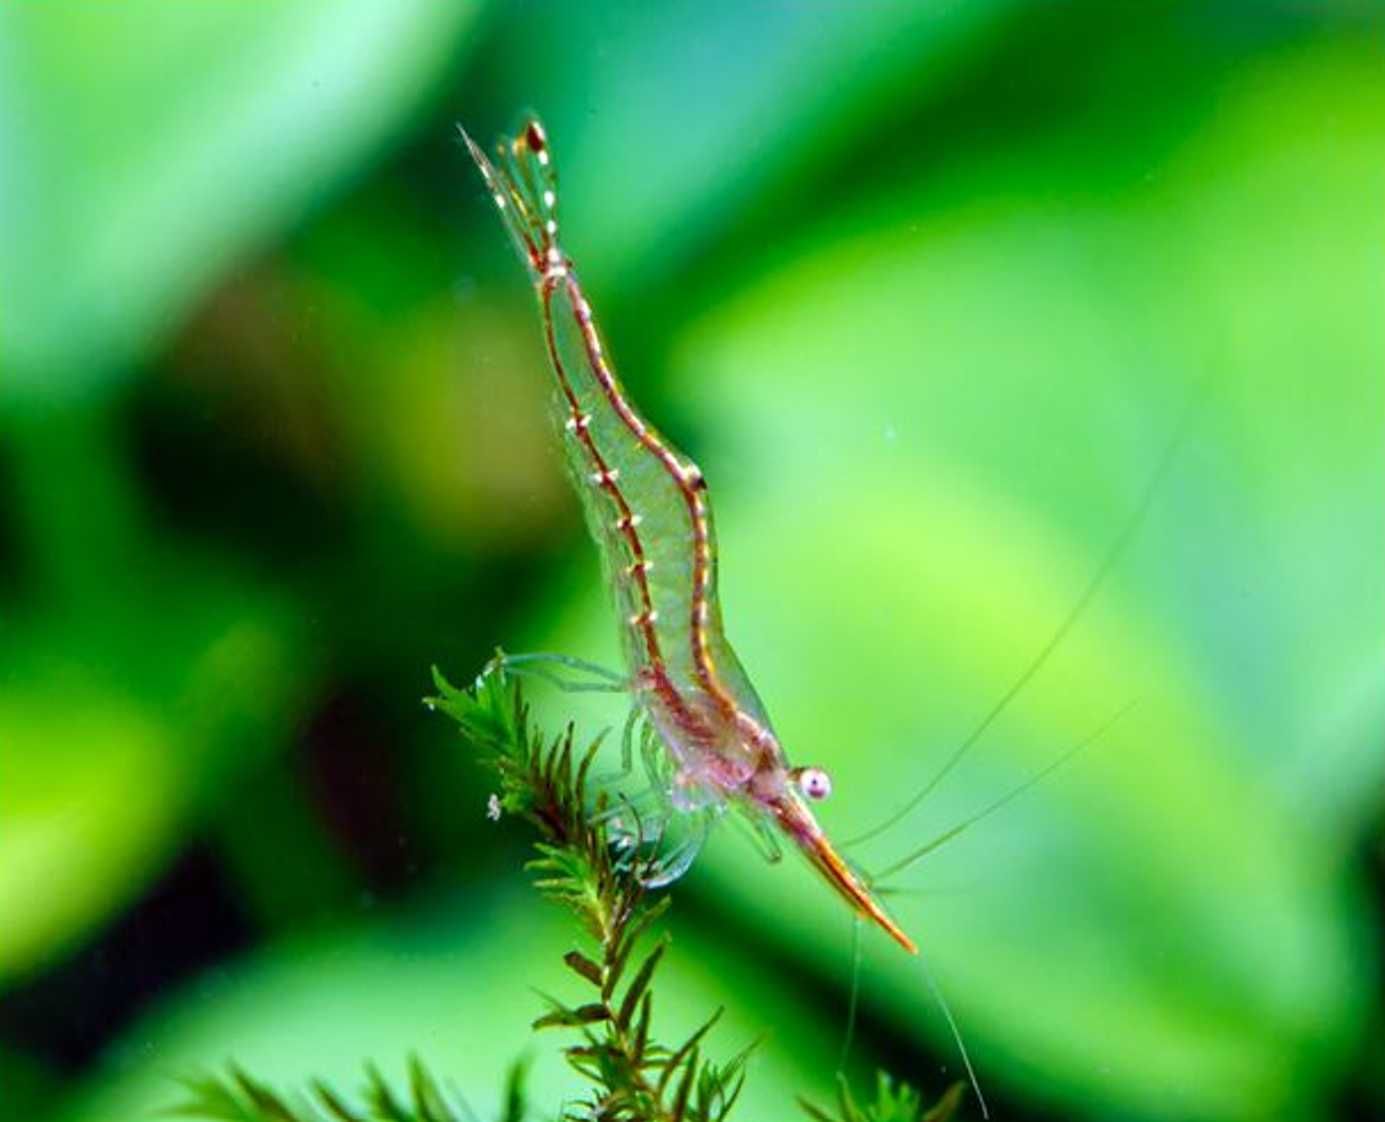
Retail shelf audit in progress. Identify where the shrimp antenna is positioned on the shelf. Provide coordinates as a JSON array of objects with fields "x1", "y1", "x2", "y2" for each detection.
[
  {"x1": 872, "y1": 699, "x2": 1137, "y2": 882},
  {"x1": 920, "y1": 952, "x2": 989, "y2": 1120},
  {"x1": 837, "y1": 914, "x2": 865, "y2": 1074},
  {"x1": 847, "y1": 380, "x2": 1207, "y2": 849}
]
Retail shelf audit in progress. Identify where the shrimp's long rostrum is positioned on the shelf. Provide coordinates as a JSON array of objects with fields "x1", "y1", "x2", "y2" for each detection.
[{"x1": 462, "y1": 118, "x2": 916, "y2": 954}]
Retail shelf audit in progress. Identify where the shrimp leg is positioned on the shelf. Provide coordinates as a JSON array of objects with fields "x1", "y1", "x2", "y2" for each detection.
[
  {"x1": 497, "y1": 650, "x2": 630, "y2": 694},
  {"x1": 642, "y1": 807, "x2": 715, "y2": 888}
]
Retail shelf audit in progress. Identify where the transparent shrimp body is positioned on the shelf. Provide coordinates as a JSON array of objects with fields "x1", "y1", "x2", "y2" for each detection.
[{"x1": 462, "y1": 118, "x2": 916, "y2": 954}]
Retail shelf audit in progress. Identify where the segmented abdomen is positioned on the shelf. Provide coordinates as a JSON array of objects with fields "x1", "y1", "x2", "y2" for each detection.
[
  {"x1": 463, "y1": 117, "x2": 776, "y2": 747},
  {"x1": 543, "y1": 276, "x2": 709, "y2": 691}
]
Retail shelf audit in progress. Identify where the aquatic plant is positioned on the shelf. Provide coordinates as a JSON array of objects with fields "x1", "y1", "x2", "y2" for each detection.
[{"x1": 171, "y1": 659, "x2": 960, "y2": 1122}]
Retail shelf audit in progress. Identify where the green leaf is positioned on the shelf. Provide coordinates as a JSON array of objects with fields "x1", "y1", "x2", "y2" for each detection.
[
  {"x1": 311, "y1": 1081, "x2": 366, "y2": 1122},
  {"x1": 169, "y1": 1060, "x2": 485, "y2": 1122},
  {"x1": 920, "y1": 1083, "x2": 964, "y2": 1122},
  {"x1": 669, "y1": 1046, "x2": 698, "y2": 1122},
  {"x1": 0, "y1": 582, "x2": 302, "y2": 985},
  {"x1": 658, "y1": 1012, "x2": 723, "y2": 1099},
  {"x1": 406, "y1": 1055, "x2": 450, "y2": 1122},
  {"x1": 231, "y1": 1067, "x2": 299, "y2": 1122},
  {"x1": 563, "y1": 950, "x2": 605, "y2": 988},
  {"x1": 0, "y1": 0, "x2": 479, "y2": 407},
  {"x1": 616, "y1": 941, "x2": 667, "y2": 1030},
  {"x1": 532, "y1": 1002, "x2": 611, "y2": 1031},
  {"x1": 499, "y1": 1060, "x2": 529, "y2": 1122},
  {"x1": 362, "y1": 1064, "x2": 410, "y2": 1122},
  {"x1": 607, "y1": 897, "x2": 672, "y2": 1002},
  {"x1": 167, "y1": 1074, "x2": 254, "y2": 1122}
]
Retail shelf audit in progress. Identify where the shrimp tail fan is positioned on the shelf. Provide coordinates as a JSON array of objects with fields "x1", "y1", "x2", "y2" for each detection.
[{"x1": 459, "y1": 117, "x2": 563, "y2": 281}]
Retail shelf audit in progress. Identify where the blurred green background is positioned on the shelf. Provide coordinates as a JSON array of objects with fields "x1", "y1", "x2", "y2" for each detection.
[{"x1": 1, "y1": 2, "x2": 1382, "y2": 1120}]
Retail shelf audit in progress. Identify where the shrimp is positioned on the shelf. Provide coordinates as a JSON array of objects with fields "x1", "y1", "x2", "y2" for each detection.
[{"x1": 460, "y1": 117, "x2": 917, "y2": 954}]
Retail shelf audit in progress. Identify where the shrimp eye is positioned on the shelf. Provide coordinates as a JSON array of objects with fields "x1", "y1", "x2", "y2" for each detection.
[{"x1": 796, "y1": 766, "x2": 832, "y2": 801}]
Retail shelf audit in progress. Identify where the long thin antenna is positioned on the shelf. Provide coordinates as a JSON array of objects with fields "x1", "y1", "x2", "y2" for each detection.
[
  {"x1": 919, "y1": 954, "x2": 989, "y2": 1120},
  {"x1": 837, "y1": 915, "x2": 865, "y2": 1074},
  {"x1": 847, "y1": 382, "x2": 1206, "y2": 849},
  {"x1": 873, "y1": 699, "x2": 1137, "y2": 882}
]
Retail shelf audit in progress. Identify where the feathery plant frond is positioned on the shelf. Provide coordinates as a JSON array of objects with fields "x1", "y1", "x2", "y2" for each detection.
[
  {"x1": 798, "y1": 1073, "x2": 964, "y2": 1122},
  {"x1": 171, "y1": 653, "x2": 964, "y2": 1122},
  {"x1": 169, "y1": 1056, "x2": 516, "y2": 1122},
  {"x1": 429, "y1": 653, "x2": 749, "y2": 1122}
]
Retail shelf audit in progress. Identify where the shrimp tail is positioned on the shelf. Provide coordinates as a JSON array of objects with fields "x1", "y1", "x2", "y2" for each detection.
[{"x1": 459, "y1": 116, "x2": 563, "y2": 281}]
